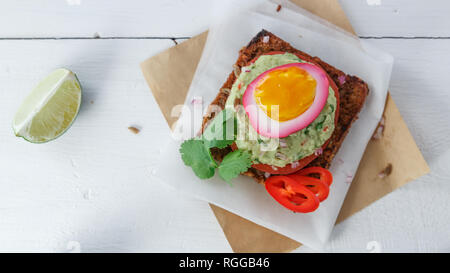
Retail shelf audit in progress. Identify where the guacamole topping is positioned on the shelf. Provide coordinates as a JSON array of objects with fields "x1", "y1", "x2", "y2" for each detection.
[{"x1": 225, "y1": 53, "x2": 337, "y2": 167}]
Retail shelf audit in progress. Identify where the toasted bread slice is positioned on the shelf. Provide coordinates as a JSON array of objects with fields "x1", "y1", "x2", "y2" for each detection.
[{"x1": 202, "y1": 30, "x2": 369, "y2": 183}]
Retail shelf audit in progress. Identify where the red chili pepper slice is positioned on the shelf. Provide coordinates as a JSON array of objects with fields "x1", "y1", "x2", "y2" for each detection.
[
  {"x1": 287, "y1": 174, "x2": 329, "y2": 202},
  {"x1": 265, "y1": 176, "x2": 320, "y2": 213},
  {"x1": 295, "y1": 167, "x2": 333, "y2": 186}
]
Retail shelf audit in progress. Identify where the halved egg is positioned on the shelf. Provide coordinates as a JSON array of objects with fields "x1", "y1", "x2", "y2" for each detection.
[{"x1": 242, "y1": 63, "x2": 330, "y2": 138}]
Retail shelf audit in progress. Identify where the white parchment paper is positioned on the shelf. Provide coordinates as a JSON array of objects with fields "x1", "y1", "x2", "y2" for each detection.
[{"x1": 151, "y1": 0, "x2": 393, "y2": 250}]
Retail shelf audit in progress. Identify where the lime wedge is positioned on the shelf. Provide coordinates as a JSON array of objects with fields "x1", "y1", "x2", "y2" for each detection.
[{"x1": 12, "y1": 68, "x2": 82, "y2": 143}]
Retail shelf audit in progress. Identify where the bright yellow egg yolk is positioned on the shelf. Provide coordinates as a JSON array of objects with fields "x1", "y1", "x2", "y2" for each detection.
[{"x1": 254, "y1": 66, "x2": 316, "y2": 121}]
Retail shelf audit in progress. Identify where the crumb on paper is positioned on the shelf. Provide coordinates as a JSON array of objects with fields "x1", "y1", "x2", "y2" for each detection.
[
  {"x1": 378, "y1": 163, "x2": 393, "y2": 179},
  {"x1": 345, "y1": 172, "x2": 353, "y2": 184},
  {"x1": 93, "y1": 32, "x2": 101, "y2": 39},
  {"x1": 372, "y1": 116, "x2": 385, "y2": 140},
  {"x1": 128, "y1": 126, "x2": 140, "y2": 134},
  {"x1": 298, "y1": 34, "x2": 303, "y2": 38},
  {"x1": 276, "y1": 4, "x2": 282, "y2": 12},
  {"x1": 191, "y1": 96, "x2": 203, "y2": 105},
  {"x1": 83, "y1": 189, "x2": 92, "y2": 200},
  {"x1": 90, "y1": 100, "x2": 94, "y2": 104}
]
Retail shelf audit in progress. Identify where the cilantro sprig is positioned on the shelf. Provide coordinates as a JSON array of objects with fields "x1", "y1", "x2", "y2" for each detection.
[
  {"x1": 218, "y1": 150, "x2": 252, "y2": 182},
  {"x1": 179, "y1": 109, "x2": 252, "y2": 183},
  {"x1": 202, "y1": 107, "x2": 236, "y2": 149},
  {"x1": 180, "y1": 139, "x2": 217, "y2": 179}
]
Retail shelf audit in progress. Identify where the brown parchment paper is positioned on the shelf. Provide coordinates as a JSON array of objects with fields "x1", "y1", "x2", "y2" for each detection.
[{"x1": 140, "y1": 0, "x2": 430, "y2": 253}]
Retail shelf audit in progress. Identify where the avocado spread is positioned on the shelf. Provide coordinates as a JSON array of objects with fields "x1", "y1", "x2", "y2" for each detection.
[{"x1": 225, "y1": 53, "x2": 337, "y2": 167}]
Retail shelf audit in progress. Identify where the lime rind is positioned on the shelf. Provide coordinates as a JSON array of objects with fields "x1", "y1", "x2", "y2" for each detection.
[{"x1": 12, "y1": 68, "x2": 82, "y2": 143}]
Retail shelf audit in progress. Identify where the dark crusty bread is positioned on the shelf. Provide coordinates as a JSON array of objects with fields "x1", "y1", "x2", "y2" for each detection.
[{"x1": 202, "y1": 30, "x2": 369, "y2": 183}]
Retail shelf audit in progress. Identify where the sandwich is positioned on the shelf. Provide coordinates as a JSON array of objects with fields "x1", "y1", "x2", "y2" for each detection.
[{"x1": 179, "y1": 30, "x2": 368, "y2": 213}]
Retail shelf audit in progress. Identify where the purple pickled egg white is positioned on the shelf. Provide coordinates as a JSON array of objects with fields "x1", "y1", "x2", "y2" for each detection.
[{"x1": 242, "y1": 63, "x2": 329, "y2": 138}]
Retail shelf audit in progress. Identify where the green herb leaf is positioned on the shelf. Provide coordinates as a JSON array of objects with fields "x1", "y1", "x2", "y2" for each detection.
[
  {"x1": 179, "y1": 139, "x2": 217, "y2": 179},
  {"x1": 202, "y1": 108, "x2": 236, "y2": 148},
  {"x1": 315, "y1": 116, "x2": 327, "y2": 130},
  {"x1": 304, "y1": 123, "x2": 312, "y2": 135},
  {"x1": 218, "y1": 150, "x2": 252, "y2": 183},
  {"x1": 179, "y1": 108, "x2": 250, "y2": 182}
]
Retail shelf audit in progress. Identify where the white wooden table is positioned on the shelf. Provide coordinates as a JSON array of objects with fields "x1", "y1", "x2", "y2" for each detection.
[{"x1": 0, "y1": 0, "x2": 449, "y2": 253}]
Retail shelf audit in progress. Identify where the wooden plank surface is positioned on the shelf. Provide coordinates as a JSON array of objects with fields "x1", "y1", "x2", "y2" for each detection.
[
  {"x1": 0, "y1": 0, "x2": 449, "y2": 252},
  {"x1": 0, "y1": 0, "x2": 449, "y2": 38},
  {"x1": 0, "y1": 39, "x2": 231, "y2": 252}
]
